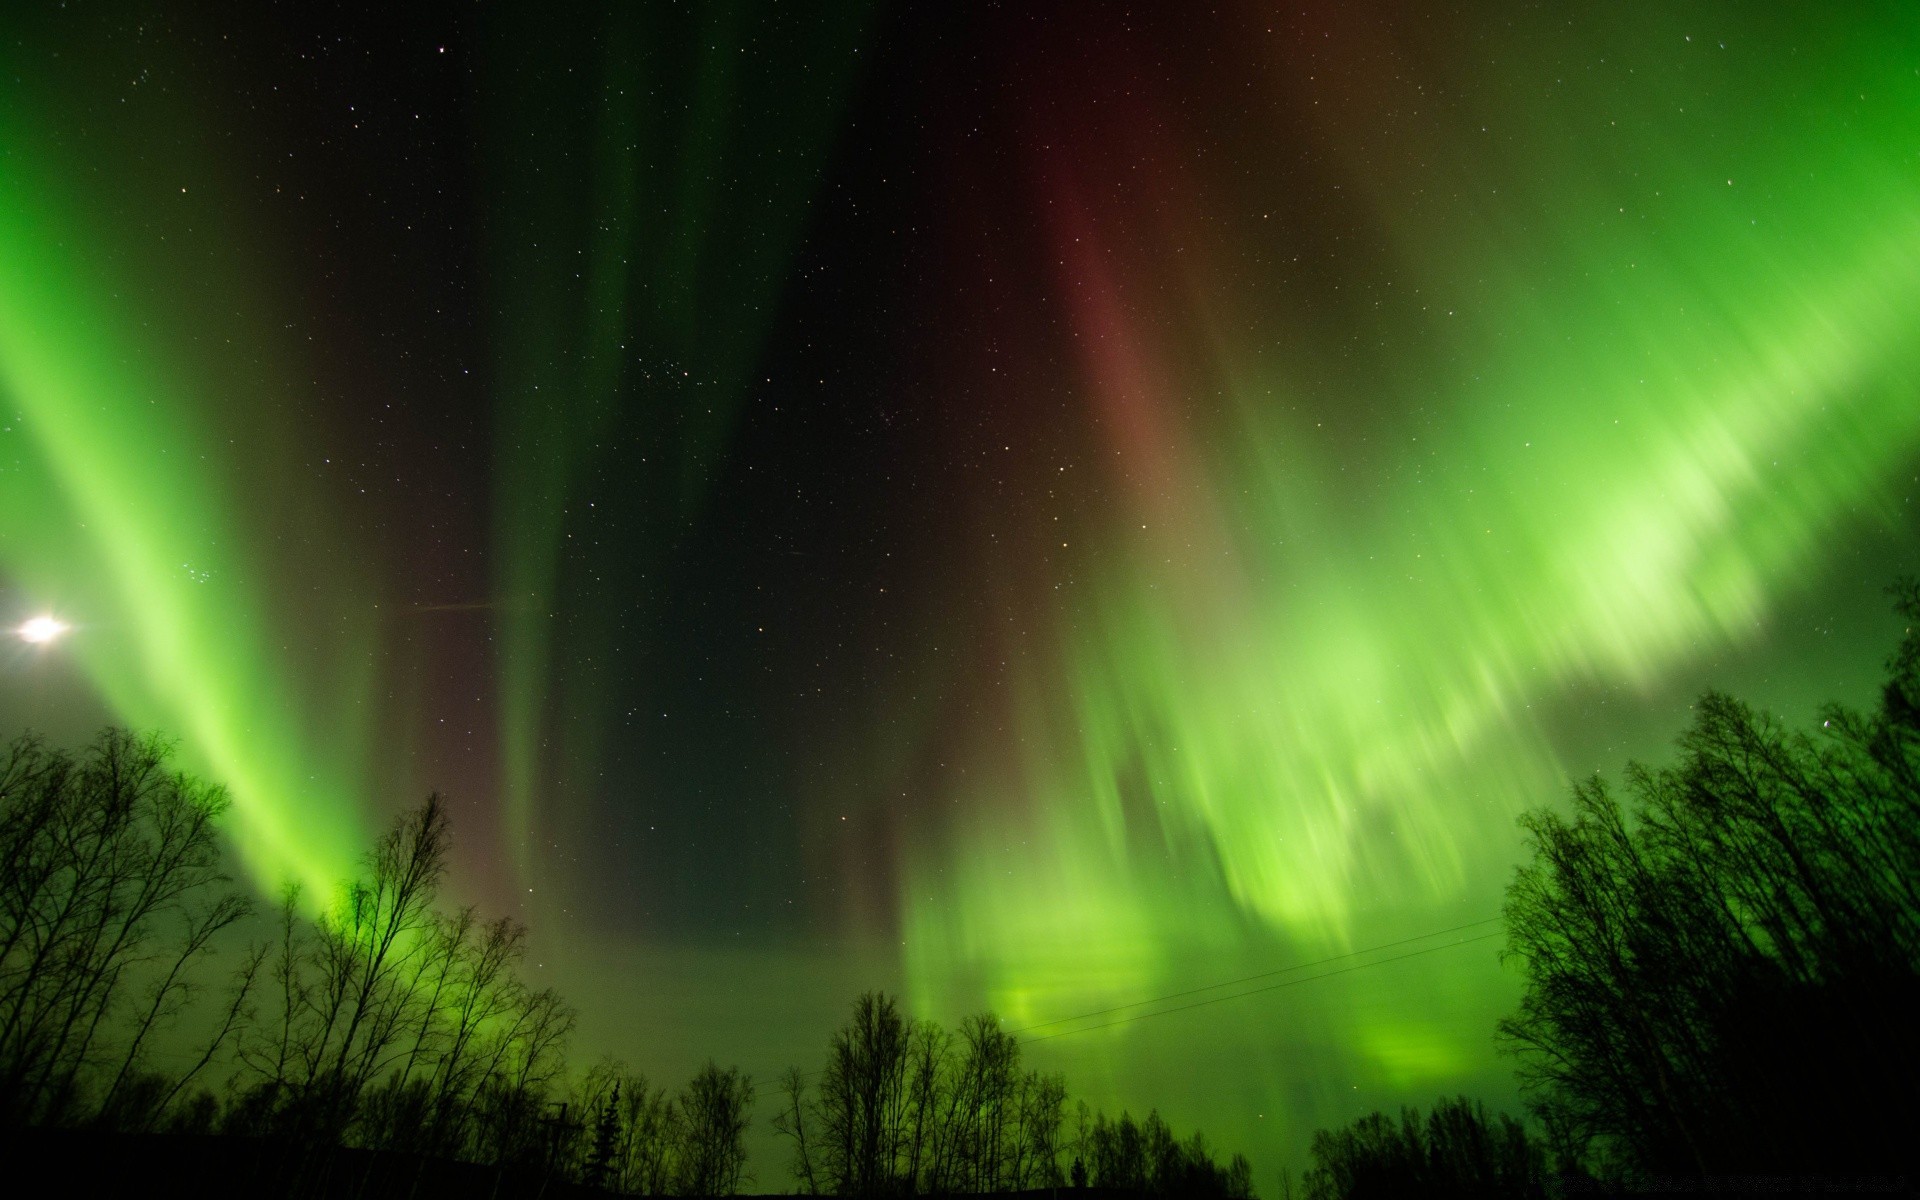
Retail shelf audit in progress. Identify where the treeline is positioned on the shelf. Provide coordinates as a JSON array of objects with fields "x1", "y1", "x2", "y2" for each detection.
[
  {"x1": 1074, "y1": 1106, "x2": 1257, "y2": 1198},
  {"x1": 1302, "y1": 1096, "x2": 1545, "y2": 1200},
  {"x1": 0, "y1": 730, "x2": 1255, "y2": 1196},
  {"x1": 1298, "y1": 580, "x2": 1920, "y2": 1195},
  {"x1": 770, "y1": 990, "x2": 1253, "y2": 1197},
  {"x1": 569, "y1": 1058, "x2": 756, "y2": 1195},
  {"x1": 0, "y1": 729, "x2": 758, "y2": 1193}
]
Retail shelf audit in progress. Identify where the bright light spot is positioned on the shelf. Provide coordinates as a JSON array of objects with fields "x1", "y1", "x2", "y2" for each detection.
[{"x1": 18, "y1": 615, "x2": 69, "y2": 645}]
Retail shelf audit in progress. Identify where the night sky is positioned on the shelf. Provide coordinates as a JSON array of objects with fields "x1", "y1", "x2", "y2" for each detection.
[{"x1": 4, "y1": 0, "x2": 1918, "y2": 1184}]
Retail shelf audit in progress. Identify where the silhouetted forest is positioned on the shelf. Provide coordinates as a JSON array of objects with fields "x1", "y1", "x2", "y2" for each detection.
[
  {"x1": 10, "y1": 583, "x2": 1919, "y2": 1196},
  {"x1": 771, "y1": 991, "x2": 1253, "y2": 1197},
  {"x1": 1296, "y1": 580, "x2": 1920, "y2": 1198},
  {"x1": 0, "y1": 729, "x2": 1253, "y2": 1196},
  {"x1": 1301, "y1": 1096, "x2": 1546, "y2": 1199},
  {"x1": 1496, "y1": 581, "x2": 1920, "y2": 1185}
]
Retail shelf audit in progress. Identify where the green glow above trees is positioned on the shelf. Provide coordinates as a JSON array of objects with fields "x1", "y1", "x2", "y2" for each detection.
[
  {"x1": 894, "y1": 0, "x2": 1920, "y2": 1128},
  {"x1": 0, "y1": 144, "x2": 371, "y2": 900}
]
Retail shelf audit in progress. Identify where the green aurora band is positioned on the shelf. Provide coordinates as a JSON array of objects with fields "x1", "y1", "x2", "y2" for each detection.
[
  {"x1": 0, "y1": 68, "x2": 375, "y2": 901},
  {"x1": 884, "y1": 0, "x2": 1920, "y2": 1152},
  {"x1": 0, "y1": 0, "x2": 1917, "y2": 1178}
]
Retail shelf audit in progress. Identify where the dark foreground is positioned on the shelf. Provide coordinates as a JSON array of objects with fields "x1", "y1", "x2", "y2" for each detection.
[{"x1": 0, "y1": 1129, "x2": 1140, "y2": 1199}]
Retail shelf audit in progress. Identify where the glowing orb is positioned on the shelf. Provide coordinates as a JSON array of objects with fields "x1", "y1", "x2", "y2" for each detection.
[{"x1": 18, "y1": 615, "x2": 69, "y2": 644}]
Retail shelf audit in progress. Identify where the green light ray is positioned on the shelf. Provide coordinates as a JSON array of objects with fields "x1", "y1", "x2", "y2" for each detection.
[
  {"x1": 0, "y1": 153, "x2": 370, "y2": 899},
  {"x1": 483, "y1": 1, "x2": 875, "y2": 885}
]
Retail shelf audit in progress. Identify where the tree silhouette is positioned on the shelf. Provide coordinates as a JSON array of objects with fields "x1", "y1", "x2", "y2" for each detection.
[
  {"x1": 675, "y1": 1060, "x2": 754, "y2": 1196},
  {"x1": 1083, "y1": 1107, "x2": 1251, "y2": 1198},
  {"x1": 773, "y1": 1063, "x2": 821, "y2": 1194},
  {"x1": 776, "y1": 992, "x2": 1090, "y2": 1195},
  {"x1": 566, "y1": 1060, "x2": 680, "y2": 1194},
  {"x1": 583, "y1": 1081, "x2": 621, "y2": 1189},
  {"x1": 3, "y1": 729, "x2": 1260, "y2": 1196},
  {"x1": 1499, "y1": 580, "x2": 1920, "y2": 1179},
  {"x1": 1301, "y1": 1096, "x2": 1544, "y2": 1200},
  {"x1": 817, "y1": 989, "x2": 911, "y2": 1195},
  {"x1": 0, "y1": 729, "x2": 251, "y2": 1128}
]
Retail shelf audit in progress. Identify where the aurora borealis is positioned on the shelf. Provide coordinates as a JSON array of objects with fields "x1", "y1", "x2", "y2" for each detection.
[{"x1": 3, "y1": 0, "x2": 1918, "y2": 1183}]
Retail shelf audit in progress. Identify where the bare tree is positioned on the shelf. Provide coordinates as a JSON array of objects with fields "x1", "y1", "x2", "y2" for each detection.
[
  {"x1": 1302, "y1": 1096, "x2": 1543, "y2": 1200},
  {"x1": 772, "y1": 1065, "x2": 820, "y2": 1194},
  {"x1": 622, "y1": 1072, "x2": 681, "y2": 1195},
  {"x1": 427, "y1": 914, "x2": 526, "y2": 1155},
  {"x1": 566, "y1": 1059, "x2": 681, "y2": 1194},
  {"x1": 147, "y1": 935, "x2": 268, "y2": 1130},
  {"x1": 788, "y1": 998, "x2": 1085, "y2": 1196},
  {"x1": 900, "y1": 1018, "x2": 948, "y2": 1189},
  {"x1": 946, "y1": 1012, "x2": 1019, "y2": 1191},
  {"x1": 1010, "y1": 1069, "x2": 1067, "y2": 1187},
  {"x1": 1501, "y1": 587, "x2": 1920, "y2": 1177},
  {"x1": 814, "y1": 991, "x2": 912, "y2": 1195},
  {"x1": 0, "y1": 730, "x2": 247, "y2": 1128},
  {"x1": 267, "y1": 793, "x2": 453, "y2": 1143},
  {"x1": 675, "y1": 1061, "x2": 753, "y2": 1196},
  {"x1": 100, "y1": 889, "x2": 253, "y2": 1121}
]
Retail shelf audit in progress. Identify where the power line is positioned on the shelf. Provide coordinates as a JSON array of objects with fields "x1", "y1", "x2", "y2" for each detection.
[
  {"x1": 1005, "y1": 916, "x2": 1504, "y2": 1036},
  {"x1": 1017, "y1": 930, "x2": 1505, "y2": 1045},
  {"x1": 754, "y1": 917, "x2": 1508, "y2": 1079}
]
